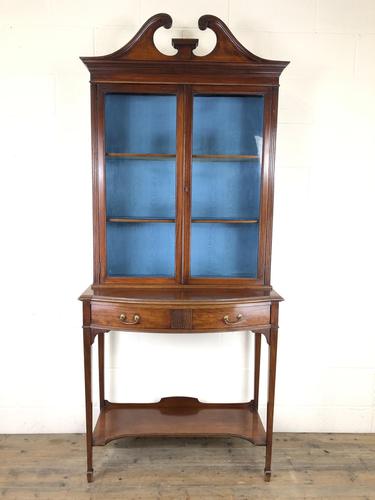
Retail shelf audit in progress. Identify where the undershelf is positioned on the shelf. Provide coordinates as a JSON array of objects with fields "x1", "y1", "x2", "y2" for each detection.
[{"x1": 93, "y1": 397, "x2": 266, "y2": 446}]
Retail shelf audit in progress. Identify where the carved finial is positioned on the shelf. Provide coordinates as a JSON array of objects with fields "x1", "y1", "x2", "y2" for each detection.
[{"x1": 172, "y1": 38, "x2": 199, "y2": 59}]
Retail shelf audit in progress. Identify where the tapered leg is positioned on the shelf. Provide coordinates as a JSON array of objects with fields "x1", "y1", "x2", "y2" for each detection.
[
  {"x1": 253, "y1": 332, "x2": 261, "y2": 409},
  {"x1": 83, "y1": 327, "x2": 93, "y2": 483},
  {"x1": 264, "y1": 324, "x2": 278, "y2": 482},
  {"x1": 98, "y1": 332, "x2": 105, "y2": 410}
]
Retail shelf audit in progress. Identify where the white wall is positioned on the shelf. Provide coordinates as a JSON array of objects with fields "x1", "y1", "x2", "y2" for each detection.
[{"x1": 0, "y1": 0, "x2": 374, "y2": 433}]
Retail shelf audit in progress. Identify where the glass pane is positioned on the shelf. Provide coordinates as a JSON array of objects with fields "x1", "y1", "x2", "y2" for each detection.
[
  {"x1": 106, "y1": 158, "x2": 175, "y2": 219},
  {"x1": 105, "y1": 94, "x2": 176, "y2": 154},
  {"x1": 191, "y1": 223, "x2": 258, "y2": 278},
  {"x1": 193, "y1": 95, "x2": 263, "y2": 155},
  {"x1": 104, "y1": 94, "x2": 176, "y2": 277},
  {"x1": 190, "y1": 95, "x2": 263, "y2": 278},
  {"x1": 192, "y1": 159, "x2": 261, "y2": 220},
  {"x1": 107, "y1": 223, "x2": 175, "y2": 277}
]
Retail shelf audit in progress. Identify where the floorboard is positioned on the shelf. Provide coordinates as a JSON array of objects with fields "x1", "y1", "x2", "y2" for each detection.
[{"x1": 0, "y1": 433, "x2": 374, "y2": 499}]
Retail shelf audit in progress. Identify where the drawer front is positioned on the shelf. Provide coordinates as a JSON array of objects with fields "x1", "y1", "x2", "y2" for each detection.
[
  {"x1": 192, "y1": 305, "x2": 270, "y2": 330},
  {"x1": 91, "y1": 303, "x2": 170, "y2": 330}
]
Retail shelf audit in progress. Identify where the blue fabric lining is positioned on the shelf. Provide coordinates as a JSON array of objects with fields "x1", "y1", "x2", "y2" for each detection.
[
  {"x1": 105, "y1": 94, "x2": 176, "y2": 154},
  {"x1": 106, "y1": 158, "x2": 175, "y2": 218},
  {"x1": 192, "y1": 160, "x2": 261, "y2": 219},
  {"x1": 104, "y1": 93, "x2": 263, "y2": 278},
  {"x1": 190, "y1": 223, "x2": 259, "y2": 278},
  {"x1": 192, "y1": 95, "x2": 264, "y2": 155},
  {"x1": 190, "y1": 95, "x2": 263, "y2": 277},
  {"x1": 106, "y1": 222, "x2": 175, "y2": 277}
]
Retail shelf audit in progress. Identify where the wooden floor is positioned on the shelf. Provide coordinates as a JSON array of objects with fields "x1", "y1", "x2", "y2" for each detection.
[{"x1": 0, "y1": 433, "x2": 374, "y2": 499}]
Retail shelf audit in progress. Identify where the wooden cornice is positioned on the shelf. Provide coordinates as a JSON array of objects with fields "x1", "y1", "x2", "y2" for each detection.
[{"x1": 81, "y1": 13, "x2": 289, "y2": 82}]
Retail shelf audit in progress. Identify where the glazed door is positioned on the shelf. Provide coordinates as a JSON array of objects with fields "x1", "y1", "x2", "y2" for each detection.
[
  {"x1": 98, "y1": 84, "x2": 270, "y2": 285},
  {"x1": 187, "y1": 90, "x2": 267, "y2": 282},
  {"x1": 101, "y1": 86, "x2": 182, "y2": 282}
]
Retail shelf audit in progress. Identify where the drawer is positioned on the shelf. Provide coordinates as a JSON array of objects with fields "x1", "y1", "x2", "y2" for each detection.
[
  {"x1": 91, "y1": 303, "x2": 170, "y2": 330},
  {"x1": 192, "y1": 304, "x2": 270, "y2": 330}
]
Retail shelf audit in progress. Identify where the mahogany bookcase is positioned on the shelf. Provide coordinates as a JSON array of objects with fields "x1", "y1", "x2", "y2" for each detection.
[{"x1": 79, "y1": 13, "x2": 288, "y2": 482}]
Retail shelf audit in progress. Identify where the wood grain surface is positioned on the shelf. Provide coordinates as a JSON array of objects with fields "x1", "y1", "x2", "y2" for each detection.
[
  {"x1": 78, "y1": 11, "x2": 289, "y2": 484},
  {"x1": 1, "y1": 433, "x2": 374, "y2": 499},
  {"x1": 93, "y1": 398, "x2": 266, "y2": 446}
]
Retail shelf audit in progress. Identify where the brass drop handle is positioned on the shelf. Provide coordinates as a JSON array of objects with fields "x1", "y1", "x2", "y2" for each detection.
[
  {"x1": 119, "y1": 313, "x2": 141, "y2": 325},
  {"x1": 223, "y1": 313, "x2": 243, "y2": 325}
]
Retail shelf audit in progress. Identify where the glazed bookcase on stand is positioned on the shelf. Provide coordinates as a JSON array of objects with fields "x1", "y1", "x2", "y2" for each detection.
[{"x1": 79, "y1": 13, "x2": 289, "y2": 483}]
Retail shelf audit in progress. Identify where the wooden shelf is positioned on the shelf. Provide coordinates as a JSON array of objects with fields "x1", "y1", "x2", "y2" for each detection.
[
  {"x1": 105, "y1": 153, "x2": 259, "y2": 161},
  {"x1": 108, "y1": 217, "x2": 175, "y2": 223},
  {"x1": 192, "y1": 219, "x2": 259, "y2": 224},
  {"x1": 193, "y1": 154, "x2": 259, "y2": 161},
  {"x1": 93, "y1": 397, "x2": 266, "y2": 446},
  {"x1": 106, "y1": 153, "x2": 175, "y2": 159}
]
